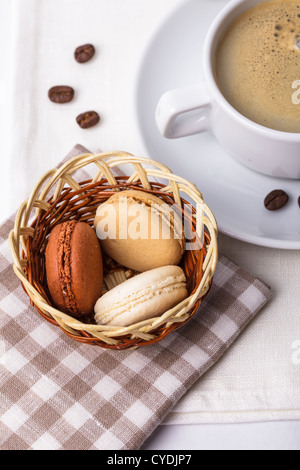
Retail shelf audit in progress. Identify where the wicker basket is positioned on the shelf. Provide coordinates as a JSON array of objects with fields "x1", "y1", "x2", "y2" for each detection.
[{"x1": 9, "y1": 151, "x2": 218, "y2": 350}]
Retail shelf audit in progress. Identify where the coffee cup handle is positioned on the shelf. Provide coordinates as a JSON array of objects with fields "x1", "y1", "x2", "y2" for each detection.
[{"x1": 155, "y1": 84, "x2": 211, "y2": 139}]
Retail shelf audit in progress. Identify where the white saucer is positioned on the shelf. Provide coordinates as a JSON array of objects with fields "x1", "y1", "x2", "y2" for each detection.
[{"x1": 133, "y1": 0, "x2": 300, "y2": 250}]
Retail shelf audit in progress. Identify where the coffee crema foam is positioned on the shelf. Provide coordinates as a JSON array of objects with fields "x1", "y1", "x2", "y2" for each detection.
[{"x1": 215, "y1": 0, "x2": 300, "y2": 133}]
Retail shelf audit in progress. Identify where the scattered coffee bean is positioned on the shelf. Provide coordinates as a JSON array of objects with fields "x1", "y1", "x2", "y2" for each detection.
[
  {"x1": 298, "y1": 196, "x2": 300, "y2": 208},
  {"x1": 76, "y1": 111, "x2": 100, "y2": 128},
  {"x1": 48, "y1": 86, "x2": 74, "y2": 104},
  {"x1": 74, "y1": 44, "x2": 95, "y2": 63},
  {"x1": 264, "y1": 189, "x2": 289, "y2": 211}
]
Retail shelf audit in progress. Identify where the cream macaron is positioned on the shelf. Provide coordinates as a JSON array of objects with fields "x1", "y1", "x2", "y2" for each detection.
[
  {"x1": 94, "y1": 190, "x2": 185, "y2": 272},
  {"x1": 94, "y1": 265, "x2": 188, "y2": 327}
]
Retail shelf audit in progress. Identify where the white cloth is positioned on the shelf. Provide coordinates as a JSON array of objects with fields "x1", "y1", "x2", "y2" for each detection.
[
  {"x1": 168, "y1": 233, "x2": 300, "y2": 424},
  {"x1": 1, "y1": 0, "x2": 299, "y2": 427}
]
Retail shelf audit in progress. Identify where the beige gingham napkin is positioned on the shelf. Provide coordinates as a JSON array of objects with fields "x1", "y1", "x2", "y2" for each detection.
[{"x1": 0, "y1": 146, "x2": 272, "y2": 450}]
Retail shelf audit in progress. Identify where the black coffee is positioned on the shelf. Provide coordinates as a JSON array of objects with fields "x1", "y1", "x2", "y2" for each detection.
[{"x1": 215, "y1": 0, "x2": 300, "y2": 132}]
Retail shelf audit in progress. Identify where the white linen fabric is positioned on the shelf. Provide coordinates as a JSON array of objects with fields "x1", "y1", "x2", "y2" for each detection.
[
  {"x1": 168, "y1": 232, "x2": 300, "y2": 424},
  {"x1": 0, "y1": 146, "x2": 271, "y2": 450}
]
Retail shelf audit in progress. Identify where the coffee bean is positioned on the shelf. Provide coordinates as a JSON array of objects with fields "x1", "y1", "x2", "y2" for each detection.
[
  {"x1": 74, "y1": 44, "x2": 95, "y2": 63},
  {"x1": 264, "y1": 189, "x2": 289, "y2": 211},
  {"x1": 76, "y1": 111, "x2": 100, "y2": 128},
  {"x1": 298, "y1": 196, "x2": 300, "y2": 208},
  {"x1": 48, "y1": 86, "x2": 74, "y2": 104}
]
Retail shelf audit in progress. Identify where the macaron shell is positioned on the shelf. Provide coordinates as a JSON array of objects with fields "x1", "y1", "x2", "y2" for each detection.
[
  {"x1": 99, "y1": 284, "x2": 187, "y2": 327},
  {"x1": 70, "y1": 222, "x2": 103, "y2": 316},
  {"x1": 95, "y1": 190, "x2": 185, "y2": 272},
  {"x1": 45, "y1": 223, "x2": 66, "y2": 312},
  {"x1": 94, "y1": 265, "x2": 188, "y2": 327},
  {"x1": 45, "y1": 221, "x2": 103, "y2": 317},
  {"x1": 101, "y1": 237, "x2": 182, "y2": 272}
]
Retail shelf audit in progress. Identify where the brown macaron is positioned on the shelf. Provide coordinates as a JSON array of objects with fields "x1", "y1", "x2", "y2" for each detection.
[{"x1": 45, "y1": 221, "x2": 103, "y2": 317}]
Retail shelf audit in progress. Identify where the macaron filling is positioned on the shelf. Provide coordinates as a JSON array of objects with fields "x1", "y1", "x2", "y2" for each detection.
[{"x1": 57, "y1": 220, "x2": 79, "y2": 315}]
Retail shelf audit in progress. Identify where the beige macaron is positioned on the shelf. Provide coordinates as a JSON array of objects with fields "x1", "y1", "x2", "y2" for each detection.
[
  {"x1": 94, "y1": 265, "x2": 188, "y2": 327},
  {"x1": 94, "y1": 190, "x2": 185, "y2": 272}
]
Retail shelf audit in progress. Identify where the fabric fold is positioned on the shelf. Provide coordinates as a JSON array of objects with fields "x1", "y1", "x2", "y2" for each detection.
[{"x1": 0, "y1": 146, "x2": 272, "y2": 450}]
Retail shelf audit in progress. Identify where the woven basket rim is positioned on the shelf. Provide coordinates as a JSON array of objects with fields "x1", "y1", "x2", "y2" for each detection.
[{"x1": 8, "y1": 151, "x2": 218, "y2": 349}]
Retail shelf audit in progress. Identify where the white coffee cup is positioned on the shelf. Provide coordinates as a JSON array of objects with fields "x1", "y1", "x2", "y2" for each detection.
[{"x1": 155, "y1": 0, "x2": 300, "y2": 180}]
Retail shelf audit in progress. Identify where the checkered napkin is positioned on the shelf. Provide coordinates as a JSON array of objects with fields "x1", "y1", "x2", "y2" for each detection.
[{"x1": 0, "y1": 146, "x2": 272, "y2": 450}]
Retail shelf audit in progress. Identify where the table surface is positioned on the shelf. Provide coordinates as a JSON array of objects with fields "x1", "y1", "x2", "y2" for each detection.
[{"x1": 0, "y1": 0, "x2": 299, "y2": 450}]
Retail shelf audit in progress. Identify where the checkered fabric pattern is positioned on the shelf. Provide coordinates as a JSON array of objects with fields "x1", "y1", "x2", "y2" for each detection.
[{"x1": 0, "y1": 146, "x2": 272, "y2": 450}]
